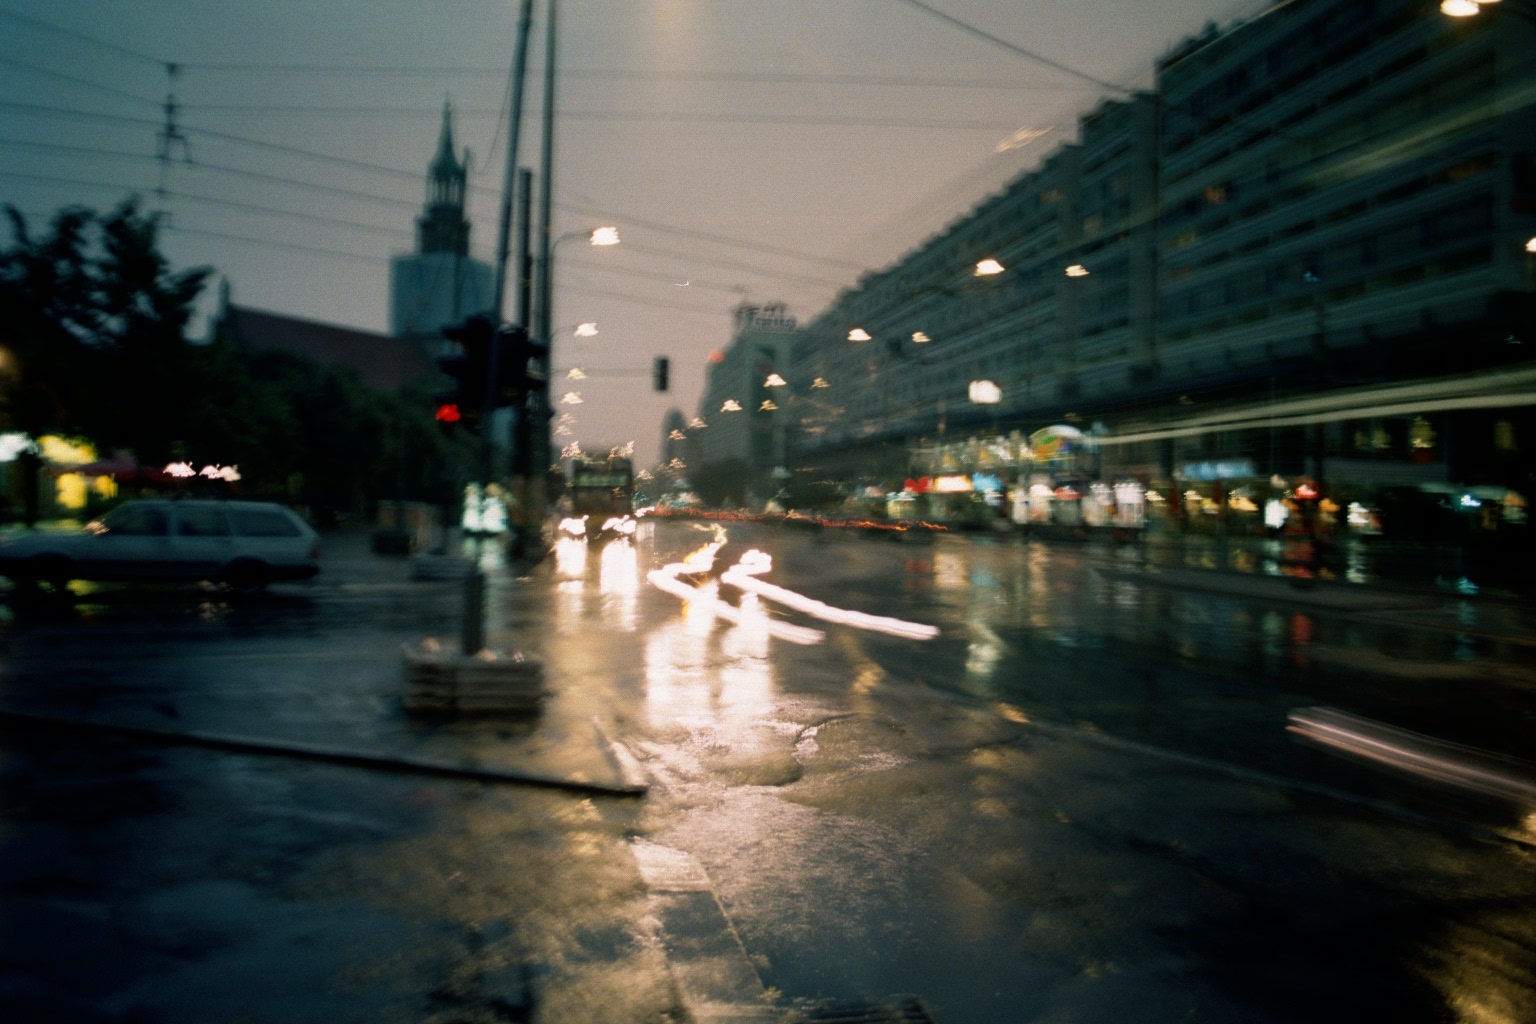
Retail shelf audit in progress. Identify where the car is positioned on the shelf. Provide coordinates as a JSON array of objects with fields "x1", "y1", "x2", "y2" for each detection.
[{"x1": 0, "y1": 499, "x2": 321, "y2": 590}]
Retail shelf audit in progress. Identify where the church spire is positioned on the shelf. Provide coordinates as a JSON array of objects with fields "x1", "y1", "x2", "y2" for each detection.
[
  {"x1": 430, "y1": 100, "x2": 459, "y2": 183},
  {"x1": 418, "y1": 98, "x2": 470, "y2": 256}
]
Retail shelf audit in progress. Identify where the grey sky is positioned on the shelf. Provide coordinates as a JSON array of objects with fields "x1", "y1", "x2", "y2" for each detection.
[{"x1": 0, "y1": 0, "x2": 1265, "y2": 466}]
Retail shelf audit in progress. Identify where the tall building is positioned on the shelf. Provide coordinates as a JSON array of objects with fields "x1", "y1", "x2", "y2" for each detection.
[
  {"x1": 659, "y1": 408, "x2": 689, "y2": 469},
  {"x1": 786, "y1": 0, "x2": 1536, "y2": 495},
  {"x1": 389, "y1": 104, "x2": 494, "y2": 341},
  {"x1": 693, "y1": 303, "x2": 799, "y2": 492}
]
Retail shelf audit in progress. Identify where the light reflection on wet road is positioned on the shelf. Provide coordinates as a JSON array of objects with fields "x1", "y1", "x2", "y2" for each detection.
[
  {"x1": 1, "y1": 522, "x2": 1533, "y2": 1022},
  {"x1": 518, "y1": 520, "x2": 1536, "y2": 1022}
]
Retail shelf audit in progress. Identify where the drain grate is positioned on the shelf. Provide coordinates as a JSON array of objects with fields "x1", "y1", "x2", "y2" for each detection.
[{"x1": 798, "y1": 995, "x2": 936, "y2": 1023}]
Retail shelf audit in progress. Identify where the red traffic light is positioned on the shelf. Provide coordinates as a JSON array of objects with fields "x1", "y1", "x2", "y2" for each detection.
[{"x1": 435, "y1": 403, "x2": 462, "y2": 423}]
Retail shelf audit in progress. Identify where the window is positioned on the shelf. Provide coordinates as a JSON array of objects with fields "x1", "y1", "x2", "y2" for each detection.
[
  {"x1": 103, "y1": 504, "x2": 169, "y2": 536},
  {"x1": 231, "y1": 508, "x2": 303, "y2": 538},
  {"x1": 176, "y1": 506, "x2": 231, "y2": 537}
]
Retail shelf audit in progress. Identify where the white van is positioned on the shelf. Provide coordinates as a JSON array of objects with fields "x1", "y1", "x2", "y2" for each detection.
[{"x1": 0, "y1": 499, "x2": 321, "y2": 589}]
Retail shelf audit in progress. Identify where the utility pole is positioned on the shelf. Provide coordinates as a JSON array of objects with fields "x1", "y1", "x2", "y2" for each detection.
[
  {"x1": 490, "y1": 0, "x2": 535, "y2": 323},
  {"x1": 533, "y1": 0, "x2": 558, "y2": 501},
  {"x1": 155, "y1": 63, "x2": 191, "y2": 210},
  {"x1": 483, "y1": 0, "x2": 536, "y2": 486},
  {"x1": 513, "y1": 167, "x2": 534, "y2": 479},
  {"x1": 459, "y1": 0, "x2": 534, "y2": 655}
]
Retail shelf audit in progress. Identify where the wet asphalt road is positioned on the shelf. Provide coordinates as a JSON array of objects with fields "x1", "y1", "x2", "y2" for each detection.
[{"x1": 2, "y1": 520, "x2": 1534, "y2": 1023}]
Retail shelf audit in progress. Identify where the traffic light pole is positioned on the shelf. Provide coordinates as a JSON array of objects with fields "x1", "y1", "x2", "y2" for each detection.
[
  {"x1": 490, "y1": 0, "x2": 534, "y2": 326},
  {"x1": 462, "y1": 0, "x2": 533, "y2": 656},
  {"x1": 513, "y1": 168, "x2": 534, "y2": 479},
  {"x1": 534, "y1": 0, "x2": 558, "y2": 496}
]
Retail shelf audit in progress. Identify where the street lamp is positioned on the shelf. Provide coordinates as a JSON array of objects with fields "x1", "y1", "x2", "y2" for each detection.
[
  {"x1": 974, "y1": 258, "x2": 1005, "y2": 276},
  {"x1": 848, "y1": 328, "x2": 872, "y2": 342},
  {"x1": 1526, "y1": 236, "x2": 1536, "y2": 253},
  {"x1": 968, "y1": 380, "x2": 1002, "y2": 405},
  {"x1": 1065, "y1": 264, "x2": 1090, "y2": 278},
  {"x1": 573, "y1": 322, "x2": 598, "y2": 337},
  {"x1": 912, "y1": 331, "x2": 931, "y2": 343}
]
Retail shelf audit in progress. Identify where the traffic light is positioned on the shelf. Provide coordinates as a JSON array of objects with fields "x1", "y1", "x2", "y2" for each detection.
[
  {"x1": 653, "y1": 356, "x2": 669, "y2": 392},
  {"x1": 437, "y1": 315, "x2": 494, "y2": 432},
  {"x1": 496, "y1": 325, "x2": 550, "y2": 401}
]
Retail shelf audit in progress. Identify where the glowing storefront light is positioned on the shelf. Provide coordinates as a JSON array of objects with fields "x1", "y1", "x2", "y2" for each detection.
[{"x1": 0, "y1": 433, "x2": 36, "y2": 462}]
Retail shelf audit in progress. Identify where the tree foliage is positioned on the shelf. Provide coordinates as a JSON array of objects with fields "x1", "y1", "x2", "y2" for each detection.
[{"x1": 0, "y1": 202, "x2": 472, "y2": 515}]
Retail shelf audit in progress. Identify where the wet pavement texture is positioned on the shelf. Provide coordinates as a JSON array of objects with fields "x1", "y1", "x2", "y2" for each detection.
[{"x1": 2, "y1": 521, "x2": 1534, "y2": 1023}]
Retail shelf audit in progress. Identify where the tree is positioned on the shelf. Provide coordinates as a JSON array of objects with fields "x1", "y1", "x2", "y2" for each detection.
[
  {"x1": 0, "y1": 202, "x2": 472, "y2": 517},
  {"x1": 0, "y1": 202, "x2": 211, "y2": 458}
]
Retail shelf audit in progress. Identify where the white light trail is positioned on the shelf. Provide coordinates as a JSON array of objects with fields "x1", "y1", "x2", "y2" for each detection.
[{"x1": 720, "y1": 549, "x2": 940, "y2": 641}]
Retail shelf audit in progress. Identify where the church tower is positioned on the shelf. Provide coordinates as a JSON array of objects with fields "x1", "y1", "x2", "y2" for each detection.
[
  {"x1": 388, "y1": 102, "x2": 494, "y2": 340},
  {"x1": 418, "y1": 104, "x2": 470, "y2": 256}
]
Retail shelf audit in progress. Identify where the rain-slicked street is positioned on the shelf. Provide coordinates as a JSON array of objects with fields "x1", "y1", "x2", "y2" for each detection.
[{"x1": 3, "y1": 520, "x2": 1534, "y2": 1023}]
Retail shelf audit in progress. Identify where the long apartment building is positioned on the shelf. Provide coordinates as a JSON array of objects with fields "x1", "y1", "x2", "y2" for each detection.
[{"x1": 785, "y1": 0, "x2": 1536, "y2": 489}]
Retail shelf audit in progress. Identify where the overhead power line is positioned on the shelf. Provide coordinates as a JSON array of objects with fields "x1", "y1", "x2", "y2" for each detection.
[
  {"x1": 164, "y1": 62, "x2": 1095, "y2": 91},
  {"x1": 617, "y1": 240, "x2": 845, "y2": 291},
  {"x1": 0, "y1": 128, "x2": 852, "y2": 281},
  {"x1": 559, "y1": 257, "x2": 745, "y2": 296},
  {"x1": 0, "y1": 55, "x2": 161, "y2": 107},
  {"x1": 893, "y1": 0, "x2": 1130, "y2": 95},
  {"x1": 0, "y1": 101, "x2": 427, "y2": 183},
  {"x1": 0, "y1": 8, "x2": 165, "y2": 67},
  {"x1": 177, "y1": 104, "x2": 1030, "y2": 132},
  {"x1": 0, "y1": 169, "x2": 411, "y2": 239},
  {"x1": 556, "y1": 196, "x2": 865, "y2": 271},
  {"x1": 561, "y1": 286, "x2": 727, "y2": 319},
  {"x1": 0, "y1": 137, "x2": 421, "y2": 210}
]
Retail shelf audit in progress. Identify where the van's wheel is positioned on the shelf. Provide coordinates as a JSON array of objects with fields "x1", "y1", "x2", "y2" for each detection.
[{"x1": 223, "y1": 560, "x2": 271, "y2": 593}]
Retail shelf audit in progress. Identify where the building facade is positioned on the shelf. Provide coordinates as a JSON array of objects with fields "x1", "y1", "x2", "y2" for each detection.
[
  {"x1": 692, "y1": 302, "x2": 800, "y2": 492},
  {"x1": 785, "y1": 0, "x2": 1536, "y2": 499},
  {"x1": 388, "y1": 104, "x2": 494, "y2": 342}
]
